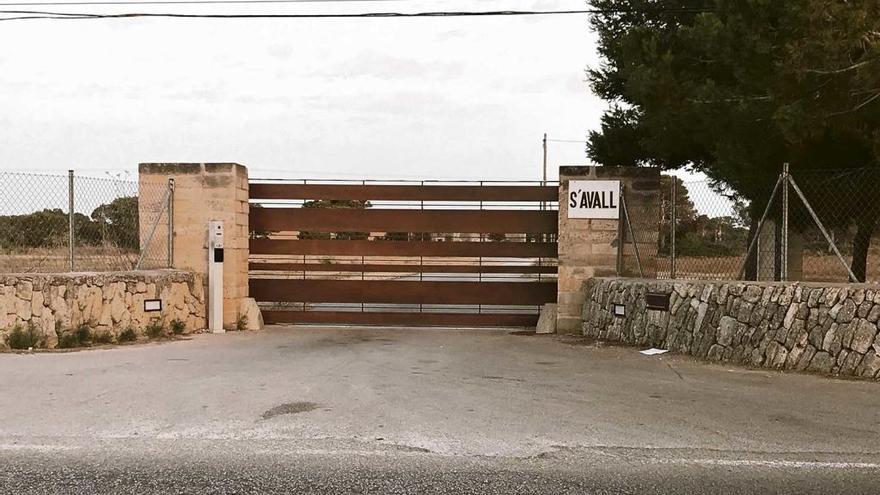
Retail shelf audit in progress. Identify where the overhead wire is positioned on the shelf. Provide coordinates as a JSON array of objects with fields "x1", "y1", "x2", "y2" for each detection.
[{"x1": 0, "y1": 6, "x2": 714, "y2": 22}]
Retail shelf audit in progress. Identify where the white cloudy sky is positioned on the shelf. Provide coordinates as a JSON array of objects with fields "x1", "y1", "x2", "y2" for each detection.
[{"x1": 0, "y1": 0, "x2": 620, "y2": 182}]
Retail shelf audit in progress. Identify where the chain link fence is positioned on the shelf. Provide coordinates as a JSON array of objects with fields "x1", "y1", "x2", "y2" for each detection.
[
  {"x1": 0, "y1": 171, "x2": 172, "y2": 273},
  {"x1": 635, "y1": 167, "x2": 880, "y2": 283}
]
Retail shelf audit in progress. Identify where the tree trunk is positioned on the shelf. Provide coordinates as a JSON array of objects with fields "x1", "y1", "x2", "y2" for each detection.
[{"x1": 851, "y1": 217, "x2": 876, "y2": 282}]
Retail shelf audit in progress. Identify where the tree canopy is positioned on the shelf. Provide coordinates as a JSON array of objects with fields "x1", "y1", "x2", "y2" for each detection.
[
  {"x1": 587, "y1": 0, "x2": 880, "y2": 279},
  {"x1": 0, "y1": 197, "x2": 139, "y2": 251}
]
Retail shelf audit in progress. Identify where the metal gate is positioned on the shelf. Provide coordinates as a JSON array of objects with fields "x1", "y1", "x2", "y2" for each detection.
[{"x1": 248, "y1": 180, "x2": 558, "y2": 327}]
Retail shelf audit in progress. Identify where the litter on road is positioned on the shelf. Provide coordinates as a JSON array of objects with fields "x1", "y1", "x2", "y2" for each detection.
[{"x1": 640, "y1": 348, "x2": 669, "y2": 356}]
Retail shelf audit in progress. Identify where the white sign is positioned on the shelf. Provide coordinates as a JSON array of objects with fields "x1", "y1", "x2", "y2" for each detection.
[
  {"x1": 144, "y1": 299, "x2": 162, "y2": 312},
  {"x1": 567, "y1": 180, "x2": 620, "y2": 219}
]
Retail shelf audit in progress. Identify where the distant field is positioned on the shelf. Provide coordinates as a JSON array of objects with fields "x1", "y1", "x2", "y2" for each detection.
[
  {"x1": 654, "y1": 248, "x2": 880, "y2": 283},
  {"x1": 0, "y1": 247, "x2": 144, "y2": 273}
]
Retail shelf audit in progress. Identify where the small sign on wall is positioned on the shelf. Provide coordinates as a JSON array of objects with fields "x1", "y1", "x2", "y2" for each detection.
[
  {"x1": 144, "y1": 299, "x2": 162, "y2": 312},
  {"x1": 645, "y1": 292, "x2": 671, "y2": 311},
  {"x1": 567, "y1": 180, "x2": 620, "y2": 219}
]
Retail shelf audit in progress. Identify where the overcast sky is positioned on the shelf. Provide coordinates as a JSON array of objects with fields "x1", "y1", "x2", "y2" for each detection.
[{"x1": 0, "y1": 0, "x2": 620, "y2": 182}]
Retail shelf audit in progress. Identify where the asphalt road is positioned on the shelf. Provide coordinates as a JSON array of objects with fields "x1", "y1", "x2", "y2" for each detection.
[{"x1": 1, "y1": 326, "x2": 879, "y2": 494}]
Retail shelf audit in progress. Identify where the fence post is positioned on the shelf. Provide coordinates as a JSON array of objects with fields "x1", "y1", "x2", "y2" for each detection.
[
  {"x1": 616, "y1": 182, "x2": 625, "y2": 276},
  {"x1": 781, "y1": 162, "x2": 790, "y2": 281},
  {"x1": 167, "y1": 178, "x2": 175, "y2": 268},
  {"x1": 68, "y1": 169, "x2": 74, "y2": 272},
  {"x1": 670, "y1": 178, "x2": 676, "y2": 279}
]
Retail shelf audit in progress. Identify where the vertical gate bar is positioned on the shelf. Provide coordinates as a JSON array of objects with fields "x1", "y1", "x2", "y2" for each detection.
[
  {"x1": 478, "y1": 181, "x2": 483, "y2": 315},
  {"x1": 362, "y1": 179, "x2": 366, "y2": 314},
  {"x1": 670, "y1": 177, "x2": 676, "y2": 279},
  {"x1": 68, "y1": 169, "x2": 74, "y2": 272},
  {"x1": 781, "y1": 163, "x2": 790, "y2": 282},
  {"x1": 419, "y1": 180, "x2": 424, "y2": 315},
  {"x1": 302, "y1": 179, "x2": 307, "y2": 313}
]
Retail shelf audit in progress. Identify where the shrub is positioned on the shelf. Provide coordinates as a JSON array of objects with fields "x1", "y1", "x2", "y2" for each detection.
[
  {"x1": 236, "y1": 314, "x2": 248, "y2": 332},
  {"x1": 52, "y1": 324, "x2": 96, "y2": 349},
  {"x1": 117, "y1": 327, "x2": 137, "y2": 343},
  {"x1": 74, "y1": 324, "x2": 91, "y2": 344},
  {"x1": 6, "y1": 323, "x2": 45, "y2": 350},
  {"x1": 93, "y1": 331, "x2": 114, "y2": 345},
  {"x1": 57, "y1": 331, "x2": 80, "y2": 349},
  {"x1": 145, "y1": 321, "x2": 165, "y2": 339},
  {"x1": 169, "y1": 319, "x2": 186, "y2": 335}
]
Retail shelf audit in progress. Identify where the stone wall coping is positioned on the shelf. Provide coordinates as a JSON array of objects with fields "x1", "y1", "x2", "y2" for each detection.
[
  {"x1": 139, "y1": 163, "x2": 245, "y2": 175},
  {"x1": 0, "y1": 269, "x2": 196, "y2": 285},
  {"x1": 587, "y1": 277, "x2": 880, "y2": 290},
  {"x1": 559, "y1": 166, "x2": 659, "y2": 179}
]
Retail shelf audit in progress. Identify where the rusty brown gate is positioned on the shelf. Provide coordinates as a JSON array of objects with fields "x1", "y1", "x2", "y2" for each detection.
[{"x1": 248, "y1": 180, "x2": 558, "y2": 327}]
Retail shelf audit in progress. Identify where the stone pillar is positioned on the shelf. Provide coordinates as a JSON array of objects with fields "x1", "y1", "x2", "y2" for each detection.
[
  {"x1": 138, "y1": 163, "x2": 249, "y2": 329},
  {"x1": 557, "y1": 166, "x2": 660, "y2": 334}
]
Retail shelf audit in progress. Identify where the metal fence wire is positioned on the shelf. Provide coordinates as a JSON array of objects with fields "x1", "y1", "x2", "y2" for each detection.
[
  {"x1": 0, "y1": 171, "x2": 172, "y2": 273},
  {"x1": 641, "y1": 167, "x2": 880, "y2": 284}
]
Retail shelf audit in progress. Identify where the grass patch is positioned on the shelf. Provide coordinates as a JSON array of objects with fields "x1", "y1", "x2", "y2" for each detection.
[
  {"x1": 235, "y1": 314, "x2": 248, "y2": 331},
  {"x1": 73, "y1": 324, "x2": 91, "y2": 344},
  {"x1": 55, "y1": 323, "x2": 93, "y2": 349},
  {"x1": 117, "y1": 327, "x2": 137, "y2": 343},
  {"x1": 169, "y1": 319, "x2": 186, "y2": 335},
  {"x1": 145, "y1": 321, "x2": 166, "y2": 339},
  {"x1": 6, "y1": 323, "x2": 46, "y2": 350},
  {"x1": 56, "y1": 331, "x2": 80, "y2": 349},
  {"x1": 93, "y1": 330, "x2": 114, "y2": 345}
]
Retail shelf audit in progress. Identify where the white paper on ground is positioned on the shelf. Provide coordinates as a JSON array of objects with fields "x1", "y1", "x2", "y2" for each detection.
[{"x1": 640, "y1": 348, "x2": 669, "y2": 356}]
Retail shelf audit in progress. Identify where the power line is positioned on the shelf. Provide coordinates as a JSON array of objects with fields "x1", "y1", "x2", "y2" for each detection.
[
  {"x1": 0, "y1": 7, "x2": 712, "y2": 21},
  {"x1": 0, "y1": 9, "x2": 593, "y2": 20},
  {"x1": 0, "y1": 0, "x2": 409, "y2": 5}
]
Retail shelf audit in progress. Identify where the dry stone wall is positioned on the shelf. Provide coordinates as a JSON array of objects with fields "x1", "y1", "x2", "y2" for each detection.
[
  {"x1": 0, "y1": 270, "x2": 205, "y2": 348},
  {"x1": 583, "y1": 278, "x2": 880, "y2": 380}
]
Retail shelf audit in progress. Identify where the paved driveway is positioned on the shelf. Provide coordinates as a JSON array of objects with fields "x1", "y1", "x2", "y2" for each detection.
[{"x1": 1, "y1": 325, "x2": 879, "y2": 493}]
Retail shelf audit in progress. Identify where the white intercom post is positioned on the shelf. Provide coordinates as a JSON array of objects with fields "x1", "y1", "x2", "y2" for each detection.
[{"x1": 208, "y1": 220, "x2": 225, "y2": 333}]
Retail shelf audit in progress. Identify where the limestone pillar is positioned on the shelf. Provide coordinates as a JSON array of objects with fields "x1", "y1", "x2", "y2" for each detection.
[
  {"x1": 557, "y1": 166, "x2": 660, "y2": 334},
  {"x1": 138, "y1": 163, "x2": 249, "y2": 329}
]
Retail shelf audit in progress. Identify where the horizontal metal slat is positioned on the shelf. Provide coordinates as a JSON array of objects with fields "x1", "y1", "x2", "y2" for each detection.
[
  {"x1": 249, "y1": 262, "x2": 558, "y2": 274},
  {"x1": 250, "y1": 279, "x2": 557, "y2": 305},
  {"x1": 250, "y1": 208, "x2": 558, "y2": 234},
  {"x1": 262, "y1": 310, "x2": 538, "y2": 328},
  {"x1": 250, "y1": 239, "x2": 558, "y2": 258},
  {"x1": 249, "y1": 183, "x2": 558, "y2": 202}
]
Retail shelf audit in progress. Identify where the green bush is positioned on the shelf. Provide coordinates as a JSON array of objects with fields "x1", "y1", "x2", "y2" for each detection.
[
  {"x1": 93, "y1": 331, "x2": 114, "y2": 345},
  {"x1": 169, "y1": 319, "x2": 186, "y2": 335},
  {"x1": 52, "y1": 324, "x2": 96, "y2": 349},
  {"x1": 6, "y1": 323, "x2": 46, "y2": 350},
  {"x1": 74, "y1": 324, "x2": 91, "y2": 344},
  {"x1": 145, "y1": 321, "x2": 166, "y2": 339},
  {"x1": 57, "y1": 332, "x2": 81, "y2": 349},
  {"x1": 117, "y1": 327, "x2": 137, "y2": 343},
  {"x1": 236, "y1": 314, "x2": 248, "y2": 332}
]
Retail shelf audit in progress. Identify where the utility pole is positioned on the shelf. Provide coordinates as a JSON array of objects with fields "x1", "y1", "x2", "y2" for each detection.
[{"x1": 542, "y1": 133, "x2": 548, "y2": 211}]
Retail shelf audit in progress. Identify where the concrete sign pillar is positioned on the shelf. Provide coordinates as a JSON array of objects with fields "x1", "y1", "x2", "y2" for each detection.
[
  {"x1": 138, "y1": 163, "x2": 250, "y2": 329},
  {"x1": 557, "y1": 166, "x2": 660, "y2": 334}
]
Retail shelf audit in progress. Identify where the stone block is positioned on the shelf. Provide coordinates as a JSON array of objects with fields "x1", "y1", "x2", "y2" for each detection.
[
  {"x1": 238, "y1": 297, "x2": 264, "y2": 331},
  {"x1": 850, "y1": 320, "x2": 877, "y2": 354},
  {"x1": 536, "y1": 303, "x2": 557, "y2": 334}
]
